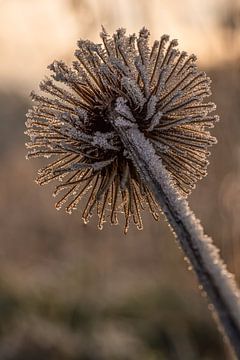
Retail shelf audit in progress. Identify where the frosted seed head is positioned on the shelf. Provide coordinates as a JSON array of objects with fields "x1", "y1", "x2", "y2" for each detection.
[{"x1": 25, "y1": 27, "x2": 218, "y2": 233}]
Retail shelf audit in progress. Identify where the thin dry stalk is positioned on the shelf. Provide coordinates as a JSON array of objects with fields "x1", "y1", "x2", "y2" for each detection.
[{"x1": 113, "y1": 118, "x2": 240, "y2": 357}]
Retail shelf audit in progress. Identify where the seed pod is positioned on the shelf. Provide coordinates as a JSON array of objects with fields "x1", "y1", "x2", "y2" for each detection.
[{"x1": 25, "y1": 27, "x2": 218, "y2": 232}]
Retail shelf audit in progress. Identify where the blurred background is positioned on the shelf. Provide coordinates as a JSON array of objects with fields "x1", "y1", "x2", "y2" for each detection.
[{"x1": 0, "y1": 0, "x2": 240, "y2": 359}]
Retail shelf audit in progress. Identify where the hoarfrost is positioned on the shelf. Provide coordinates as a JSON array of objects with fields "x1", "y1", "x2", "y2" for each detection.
[
  {"x1": 113, "y1": 110, "x2": 240, "y2": 338},
  {"x1": 92, "y1": 131, "x2": 119, "y2": 150}
]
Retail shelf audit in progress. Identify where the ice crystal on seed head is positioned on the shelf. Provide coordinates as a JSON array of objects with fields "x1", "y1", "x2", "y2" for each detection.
[{"x1": 25, "y1": 27, "x2": 218, "y2": 233}]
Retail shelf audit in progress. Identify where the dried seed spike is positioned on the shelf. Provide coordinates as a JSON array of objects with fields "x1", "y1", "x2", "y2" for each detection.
[
  {"x1": 100, "y1": 26, "x2": 116, "y2": 57},
  {"x1": 150, "y1": 34, "x2": 169, "y2": 85}
]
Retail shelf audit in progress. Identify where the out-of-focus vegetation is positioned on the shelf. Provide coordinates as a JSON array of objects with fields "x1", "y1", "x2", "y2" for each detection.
[{"x1": 0, "y1": 0, "x2": 240, "y2": 359}]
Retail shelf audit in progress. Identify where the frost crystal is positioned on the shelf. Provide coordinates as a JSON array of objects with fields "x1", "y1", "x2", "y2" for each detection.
[{"x1": 25, "y1": 28, "x2": 218, "y2": 233}]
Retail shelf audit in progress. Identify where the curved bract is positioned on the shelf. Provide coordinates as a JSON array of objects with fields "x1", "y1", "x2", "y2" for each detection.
[{"x1": 25, "y1": 27, "x2": 218, "y2": 232}]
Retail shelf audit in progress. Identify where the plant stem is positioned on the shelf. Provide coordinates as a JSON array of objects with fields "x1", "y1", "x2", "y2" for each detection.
[{"x1": 114, "y1": 120, "x2": 240, "y2": 358}]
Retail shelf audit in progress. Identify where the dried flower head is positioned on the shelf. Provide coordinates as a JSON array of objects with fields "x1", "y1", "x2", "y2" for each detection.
[{"x1": 25, "y1": 27, "x2": 218, "y2": 233}]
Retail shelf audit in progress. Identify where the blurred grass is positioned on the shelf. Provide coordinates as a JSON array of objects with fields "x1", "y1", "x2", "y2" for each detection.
[{"x1": 0, "y1": 275, "x2": 225, "y2": 359}]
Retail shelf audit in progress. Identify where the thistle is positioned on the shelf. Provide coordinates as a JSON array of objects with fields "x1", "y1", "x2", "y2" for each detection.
[{"x1": 25, "y1": 28, "x2": 240, "y2": 357}]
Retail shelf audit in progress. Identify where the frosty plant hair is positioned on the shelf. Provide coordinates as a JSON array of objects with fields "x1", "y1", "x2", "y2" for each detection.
[{"x1": 25, "y1": 28, "x2": 240, "y2": 357}]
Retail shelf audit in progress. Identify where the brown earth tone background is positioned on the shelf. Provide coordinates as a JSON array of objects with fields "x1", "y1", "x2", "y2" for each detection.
[{"x1": 0, "y1": 0, "x2": 240, "y2": 359}]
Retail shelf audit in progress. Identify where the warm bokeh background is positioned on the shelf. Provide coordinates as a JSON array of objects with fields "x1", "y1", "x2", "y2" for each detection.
[{"x1": 0, "y1": 0, "x2": 240, "y2": 359}]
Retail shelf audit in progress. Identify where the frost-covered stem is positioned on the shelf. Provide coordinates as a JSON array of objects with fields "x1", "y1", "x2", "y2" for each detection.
[{"x1": 113, "y1": 118, "x2": 240, "y2": 358}]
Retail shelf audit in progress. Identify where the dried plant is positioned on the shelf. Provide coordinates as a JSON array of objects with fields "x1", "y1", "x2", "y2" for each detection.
[
  {"x1": 25, "y1": 28, "x2": 240, "y2": 357},
  {"x1": 25, "y1": 28, "x2": 218, "y2": 233}
]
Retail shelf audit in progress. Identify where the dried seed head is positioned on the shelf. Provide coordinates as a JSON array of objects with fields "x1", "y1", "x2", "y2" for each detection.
[{"x1": 25, "y1": 28, "x2": 218, "y2": 233}]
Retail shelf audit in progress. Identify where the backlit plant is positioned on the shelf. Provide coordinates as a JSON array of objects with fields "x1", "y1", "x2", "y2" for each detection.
[{"x1": 25, "y1": 28, "x2": 240, "y2": 357}]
